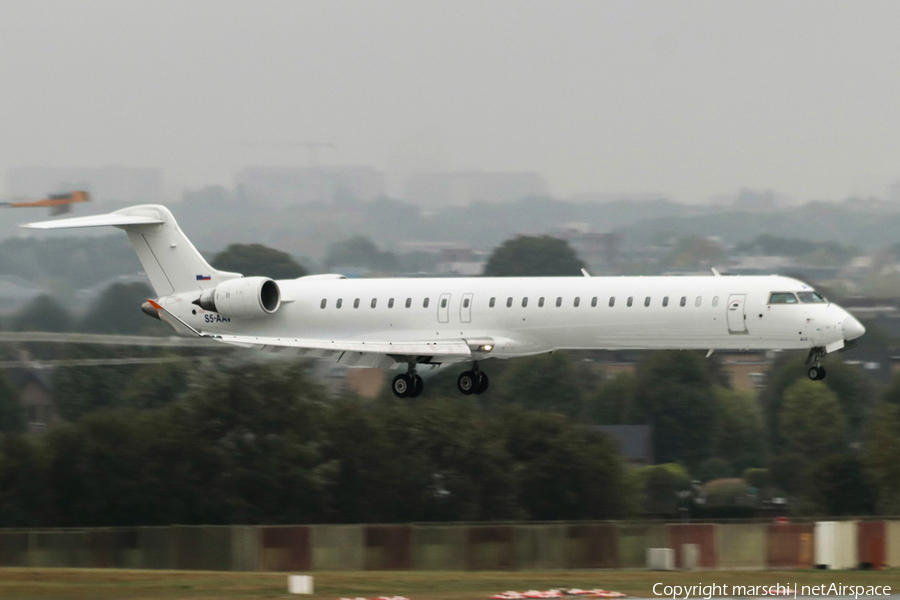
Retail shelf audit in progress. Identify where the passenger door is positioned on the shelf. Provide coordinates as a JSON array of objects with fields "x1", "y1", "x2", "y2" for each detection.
[
  {"x1": 727, "y1": 294, "x2": 748, "y2": 334},
  {"x1": 438, "y1": 293, "x2": 451, "y2": 323}
]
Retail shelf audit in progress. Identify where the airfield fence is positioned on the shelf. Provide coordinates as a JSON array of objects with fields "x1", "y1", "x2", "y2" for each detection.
[{"x1": 0, "y1": 520, "x2": 890, "y2": 571}]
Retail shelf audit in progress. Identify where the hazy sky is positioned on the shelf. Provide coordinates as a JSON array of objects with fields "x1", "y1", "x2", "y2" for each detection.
[{"x1": 2, "y1": 1, "x2": 900, "y2": 203}]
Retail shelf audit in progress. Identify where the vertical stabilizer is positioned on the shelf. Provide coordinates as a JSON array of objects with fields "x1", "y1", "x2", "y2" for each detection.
[{"x1": 21, "y1": 205, "x2": 241, "y2": 297}]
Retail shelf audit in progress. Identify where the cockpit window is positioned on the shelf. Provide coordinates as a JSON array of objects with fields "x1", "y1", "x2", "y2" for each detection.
[
  {"x1": 769, "y1": 292, "x2": 799, "y2": 304},
  {"x1": 797, "y1": 292, "x2": 828, "y2": 304}
]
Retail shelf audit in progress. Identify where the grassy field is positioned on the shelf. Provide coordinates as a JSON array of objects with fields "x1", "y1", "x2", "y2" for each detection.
[{"x1": 2, "y1": 569, "x2": 900, "y2": 600}]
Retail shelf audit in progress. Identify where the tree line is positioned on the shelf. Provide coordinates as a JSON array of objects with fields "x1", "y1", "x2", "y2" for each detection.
[
  {"x1": 1, "y1": 342, "x2": 897, "y2": 525},
  {"x1": 0, "y1": 361, "x2": 628, "y2": 527}
]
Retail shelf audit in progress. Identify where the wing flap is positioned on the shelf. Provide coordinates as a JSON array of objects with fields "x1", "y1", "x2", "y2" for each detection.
[{"x1": 214, "y1": 333, "x2": 472, "y2": 357}]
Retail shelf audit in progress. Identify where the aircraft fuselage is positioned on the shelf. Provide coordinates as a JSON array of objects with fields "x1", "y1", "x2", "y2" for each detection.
[{"x1": 162, "y1": 274, "x2": 863, "y2": 359}]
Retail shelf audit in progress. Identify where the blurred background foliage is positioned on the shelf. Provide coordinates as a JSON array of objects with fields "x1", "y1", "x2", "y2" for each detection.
[{"x1": 0, "y1": 343, "x2": 895, "y2": 526}]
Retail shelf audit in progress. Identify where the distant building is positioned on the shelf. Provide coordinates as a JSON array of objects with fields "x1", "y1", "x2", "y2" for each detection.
[
  {"x1": 592, "y1": 425, "x2": 654, "y2": 466},
  {"x1": 404, "y1": 170, "x2": 547, "y2": 207},
  {"x1": 727, "y1": 255, "x2": 793, "y2": 274},
  {"x1": 717, "y1": 350, "x2": 773, "y2": 392},
  {"x1": 550, "y1": 223, "x2": 622, "y2": 273},
  {"x1": 236, "y1": 166, "x2": 386, "y2": 205},
  {"x1": 393, "y1": 241, "x2": 487, "y2": 276},
  {"x1": 732, "y1": 188, "x2": 795, "y2": 210},
  {"x1": 8, "y1": 369, "x2": 59, "y2": 435},
  {"x1": 888, "y1": 181, "x2": 900, "y2": 203},
  {"x1": 0, "y1": 275, "x2": 48, "y2": 312},
  {"x1": 7, "y1": 166, "x2": 162, "y2": 204}
]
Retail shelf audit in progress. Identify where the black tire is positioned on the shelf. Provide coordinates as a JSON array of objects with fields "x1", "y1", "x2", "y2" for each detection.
[
  {"x1": 808, "y1": 367, "x2": 819, "y2": 381},
  {"x1": 817, "y1": 366, "x2": 826, "y2": 380},
  {"x1": 392, "y1": 373, "x2": 412, "y2": 397},
  {"x1": 457, "y1": 371, "x2": 477, "y2": 395},
  {"x1": 475, "y1": 372, "x2": 489, "y2": 395},
  {"x1": 409, "y1": 374, "x2": 424, "y2": 398}
]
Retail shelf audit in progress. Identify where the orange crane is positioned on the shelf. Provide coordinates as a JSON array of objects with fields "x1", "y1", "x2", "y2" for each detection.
[{"x1": 1, "y1": 191, "x2": 90, "y2": 216}]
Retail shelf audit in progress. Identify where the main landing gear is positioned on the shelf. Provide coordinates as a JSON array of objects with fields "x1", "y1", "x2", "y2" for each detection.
[
  {"x1": 457, "y1": 362, "x2": 489, "y2": 395},
  {"x1": 806, "y1": 348, "x2": 827, "y2": 381},
  {"x1": 389, "y1": 362, "x2": 491, "y2": 398},
  {"x1": 391, "y1": 363, "x2": 423, "y2": 398}
]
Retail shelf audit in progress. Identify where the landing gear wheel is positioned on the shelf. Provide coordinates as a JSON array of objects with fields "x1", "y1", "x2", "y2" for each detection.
[
  {"x1": 816, "y1": 366, "x2": 826, "y2": 380},
  {"x1": 457, "y1": 371, "x2": 477, "y2": 395},
  {"x1": 475, "y1": 372, "x2": 489, "y2": 395},
  {"x1": 808, "y1": 366, "x2": 826, "y2": 381},
  {"x1": 392, "y1": 373, "x2": 412, "y2": 397},
  {"x1": 408, "y1": 374, "x2": 424, "y2": 398}
]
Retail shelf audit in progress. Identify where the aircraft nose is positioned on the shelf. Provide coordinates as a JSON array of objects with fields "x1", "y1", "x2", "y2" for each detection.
[{"x1": 843, "y1": 315, "x2": 866, "y2": 341}]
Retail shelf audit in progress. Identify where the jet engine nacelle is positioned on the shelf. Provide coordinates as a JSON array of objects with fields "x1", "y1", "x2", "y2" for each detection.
[{"x1": 196, "y1": 277, "x2": 281, "y2": 319}]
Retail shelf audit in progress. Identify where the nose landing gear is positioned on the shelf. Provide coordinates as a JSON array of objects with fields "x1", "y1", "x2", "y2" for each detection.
[
  {"x1": 391, "y1": 363, "x2": 424, "y2": 398},
  {"x1": 806, "y1": 348, "x2": 827, "y2": 381},
  {"x1": 457, "y1": 362, "x2": 489, "y2": 395},
  {"x1": 808, "y1": 365, "x2": 826, "y2": 381}
]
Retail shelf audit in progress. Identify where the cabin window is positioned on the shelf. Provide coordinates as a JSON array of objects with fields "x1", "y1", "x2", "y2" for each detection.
[
  {"x1": 522, "y1": 297, "x2": 528, "y2": 307},
  {"x1": 336, "y1": 298, "x2": 343, "y2": 309},
  {"x1": 695, "y1": 296, "x2": 702, "y2": 307},
  {"x1": 371, "y1": 298, "x2": 377, "y2": 308},
  {"x1": 591, "y1": 296, "x2": 598, "y2": 307},
  {"x1": 798, "y1": 292, "x2": 828, "y2": 304},
  {"x1": 353, "y1": 298, "x2": 360, "y2": 309},
  {"x1": 507, "y1": 297, "x2": 513, "y2": 308},
  {"x1": 489, "y1": 297, "x2": 496, "y2": 308},
  {"x1": 405, "y1": 298, "x2": 411, "y2": 308},
  {"x1": 423, "y1": 298, "x2": 430, "y2": 308},
  {"x1": 680, "y1": 296, "x2": 687, "y2": 307},
  {"x1": 644, "y1": 296, "x2": 651, "y2": 307},
  {"x1": 388, "y1": 298, "x2": 394, "y2": 308},
  {"x1": 320, "y1": 299, "x2": 327, "y2": 309},
  {"x1": 441, "y1": 298, "x2": 447, "y2": 308},
  {"x1": 556, "y1": 297, "x2": 562, "y2": 307},
  {"x1": 712, "y1": 296, "x2": 719, "y2": 308},
  {"x1": 574, "y1": 297, "x2": 580, "y2": 307},
  {"x1": 769, "y1": 292, "x2": 799, "y2": 304},
  {"x1": 609, "y1": 297, "x2": 615, "y2": 307},
  {"x1": 663, "y1": 296, "x2": 669, "y2": 307},
  {"x1": 463, "y1": 298, "x2": 470, "y2": 308},
  {"x1": 627, "y1": 296, "x2": 633, "y2": 307},
  {"x1": 538, "y1": 297, "x2": 545, "y2": 307}
]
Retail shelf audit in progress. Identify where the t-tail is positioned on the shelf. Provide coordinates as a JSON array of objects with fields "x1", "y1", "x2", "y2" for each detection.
[{"x1": 21, "y1": 204, "x2": 241, "y2": 297}]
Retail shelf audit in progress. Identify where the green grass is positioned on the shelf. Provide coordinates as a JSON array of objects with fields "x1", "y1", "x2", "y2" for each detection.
[{"x1": 2, "y1": 569, "x2": 900, "y2": 600}]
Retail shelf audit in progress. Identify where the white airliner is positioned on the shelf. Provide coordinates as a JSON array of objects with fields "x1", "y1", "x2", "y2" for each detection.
[{"x1": 23, "y1": 205, "x2": 866, "y2": 397}]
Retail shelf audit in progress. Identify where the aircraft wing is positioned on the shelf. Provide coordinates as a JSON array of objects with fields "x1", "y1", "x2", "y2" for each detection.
[
  {"x1": 214, "y1": 333, "x2": 473, "y2": 367},
  {"x1": 147, "y1": 300, "x2": 473, "y2": 368}
]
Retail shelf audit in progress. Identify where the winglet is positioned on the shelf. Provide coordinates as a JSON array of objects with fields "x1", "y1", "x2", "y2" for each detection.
[
  {"x1": 711, "y1": 268, "x2": 722, "y2": 277},
  {"x1": 581, "y1": 268, "x2": 591, "y2": 278}
]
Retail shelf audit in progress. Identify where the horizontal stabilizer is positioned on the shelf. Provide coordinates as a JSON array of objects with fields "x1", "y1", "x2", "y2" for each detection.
[
  {"x1": 20, "y1": 204, "x2": 233, "y2": 297},
  {"x1": 21, "y1": 212, "x2": 164, "y2": 230}
]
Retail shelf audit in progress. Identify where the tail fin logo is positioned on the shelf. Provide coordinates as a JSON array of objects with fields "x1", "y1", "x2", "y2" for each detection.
[{"x1": 196, "y1": 275, "x2": 211, "y2": 281}]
